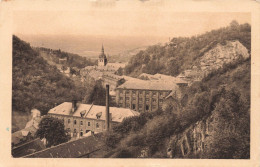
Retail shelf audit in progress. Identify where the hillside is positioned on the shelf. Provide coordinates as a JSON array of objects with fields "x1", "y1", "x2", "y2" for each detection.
[
  {"x1": 124, "y1": 21, "x2": 251, "y2": 77},
  {"x1": 35, "y1": 47, "x2": 95, "y2": 70},
  {"x1": 12, "y1": 36, "x2": 87, "y2": 131},
  {"x1": 103, "y1": 56, "x2": 250, "y2": 158}
]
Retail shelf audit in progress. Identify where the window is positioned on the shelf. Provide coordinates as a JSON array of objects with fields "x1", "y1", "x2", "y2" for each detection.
[
  {"x1": 74, "y1": 120, "x2": 77, "y2": 125},
  {"x1": 67, "y1": 128, "x2": 71, "y2": 132},
  {"x1": 119, "y1": 103, "x2": 123, "y2": 107},
  {"x1": 145, "y1": 98, "x2": 149, "y2": 102},
  {"x1": 126, "y1": 90, "x2": 130, "y2": 94},
  {"x1": 119, "y1": 90, "x2": 123, "y2": 93},
  {"x1": 126, "y1": 97, "x2": 130, "y2": 100},
  {"x1": 133, "y1": 97, "x2": 136, "y2": 101},
  {"x1": 68, "y1": 119, "x2": 71, "y2": 124},
  {"x1": 120, "y1": 97, "x2": 123, "y2": 100},
  {"x1": 126, "y1": 103, "x2": 130, "y2": 108},
  {"x1": 139, "y1": 104, "x2": 143, "y2": 108},
  {"x1": 80, "y1": 130, "x2": 83, "y2": 137},
  {"x1": 152, "y1": 98, "x2": 156, "y2": 102},
  {"x1": 132, "y1": 104, "x2": 136, "y2": 110},
  {"x1": 145, "y1": 91, "x2": 150, "y2": 95},
  {"x1": 139, "y1": 91, "x2": 143, "y2": 95},
  {"x1": 159, "y1": 99, "x2": 163, "y2": 103},
  {"x1": 74, "y1": 129, "x2": 77, "y2": 133},
  {"x1": 132, "y1": 90, "x2": 136, "y2": 96},
  {"x1": 139, "y1": 98, "x2": 143, "y2": 102},
  {"x1": 152, "y1": 105, "x2": 157, "y2": 109},
  {"x1": 96, "y1": 123, "x2": 100, "y2": 128},
  {"x1": 146, "y1": 105, "x2": 149, "y2": 111},
  {"x1": 159, "y1": 92, "x2": 164, "y2": 96},
  {"x1": 88, "y1": 122, "x2": 91, "y2": 126},
  {"x1": 80, "y1": 121, "x2": 83, "y2": 125},
  {"x1": 152, "y1": 91, "x2": 157, "y2": 96}
]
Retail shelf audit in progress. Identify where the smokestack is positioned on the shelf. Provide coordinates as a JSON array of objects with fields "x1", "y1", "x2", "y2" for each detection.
[{"x1": 106, "y1": 84, "x2": 110, "y2": 131}]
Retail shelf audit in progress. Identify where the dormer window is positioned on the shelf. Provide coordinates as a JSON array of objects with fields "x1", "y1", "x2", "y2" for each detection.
[{"x1": 96, "y1": 112, "x2": 102, "y2": 119}]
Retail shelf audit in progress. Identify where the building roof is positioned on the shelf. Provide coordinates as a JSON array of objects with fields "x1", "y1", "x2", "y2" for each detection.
[
  {"x1": 12, "y1": 138, "x2": 46, "y2": 157},
  {"x1": 24, "y1": 135, "x2": 104, "y2": 158},
  {"x1": 116, "y1": 80, "x2": 175, "y2": 91},
  {"x1": 48, "y1": 102, "x2": 139, "y2": 122}
]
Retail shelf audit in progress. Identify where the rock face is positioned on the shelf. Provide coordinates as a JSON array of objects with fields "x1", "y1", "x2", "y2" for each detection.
[
  {"x1": 177, "y1": 40, "x2": 249, "y2": 83},
  {"x1": 199, "y1": 40, "x2": 249, "y2": 72},
  {"x1": 166, "y1": 110, "x2": 235, "y2": 158}
]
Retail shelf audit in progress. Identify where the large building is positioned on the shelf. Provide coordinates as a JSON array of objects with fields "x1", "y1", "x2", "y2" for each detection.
[
  {"x1": 115, "y1": 80, "x2": 178, "y2": 112},
  {"x1": 48, "y1": 101, "x2": 139, "y2": 138}
]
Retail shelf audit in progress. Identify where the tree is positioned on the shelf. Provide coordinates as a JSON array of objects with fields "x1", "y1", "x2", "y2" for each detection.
[{"x1": 36, "y1": 116, "x2": 70, "y2": 147}]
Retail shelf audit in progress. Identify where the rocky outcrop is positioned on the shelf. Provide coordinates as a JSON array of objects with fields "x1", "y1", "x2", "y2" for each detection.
[{"x1": 177, "y1": 40, "x2": 249, "y2": 83}]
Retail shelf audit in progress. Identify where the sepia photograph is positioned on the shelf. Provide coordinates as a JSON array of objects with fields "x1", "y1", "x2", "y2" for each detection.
[{"x1": 0, "y1": 0, "x2": 260, "y2": 166}]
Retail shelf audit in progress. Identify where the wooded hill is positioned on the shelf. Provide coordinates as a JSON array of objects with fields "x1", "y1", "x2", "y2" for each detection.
[
  {"x1": 12, "y1": 36, "x2": 87, "y2": 116},
  {"x1": 124, "y1": 21, "x2": 251, "y2": 77},
  {"x1": 102, "y1": 21, "x2": 251, "y2": 158}
]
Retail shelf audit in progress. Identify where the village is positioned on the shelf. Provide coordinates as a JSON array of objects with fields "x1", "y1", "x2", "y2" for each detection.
[{"x1": 11, "y1": 44, "x2": 191, "y2": 157}]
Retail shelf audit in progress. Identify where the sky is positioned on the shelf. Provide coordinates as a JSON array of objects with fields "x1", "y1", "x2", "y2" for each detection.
[{"x1": 12, "y1": 0, "x2": 251, "y2": 57}]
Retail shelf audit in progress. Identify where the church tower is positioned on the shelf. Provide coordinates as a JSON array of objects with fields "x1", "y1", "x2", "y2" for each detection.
[{"x1": 98, "y1": 44, "x2": 108, "y2": 66}]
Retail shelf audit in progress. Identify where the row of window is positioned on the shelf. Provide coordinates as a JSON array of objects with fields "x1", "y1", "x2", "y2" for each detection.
[
  {"x1": 67, "y1": 122, "x2": 104, "y2": 134},
  {"x1": 120, "y1": 97, "x2": 164, "y2": 103},
  {"x1": 120, "y1": 90, "x2": 167, "y2": 96},
  {"x1": 120, "y1": 103, "x2": 158, "y2": 111},
  {"x1": 67, "y1": 119, "x2": 92, "y2": 126}
]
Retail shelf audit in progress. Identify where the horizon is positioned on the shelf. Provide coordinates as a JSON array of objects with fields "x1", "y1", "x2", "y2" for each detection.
[{"x1": 14, "y1": 10, "x2": 250, "y2": 57}]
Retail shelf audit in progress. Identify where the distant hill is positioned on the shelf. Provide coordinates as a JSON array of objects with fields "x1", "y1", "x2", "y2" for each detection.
[
  {"x1": 124, "y1": 21, "x2": 251, "y2": 77},
  {"x1": 108, "y1": 46, "x2": 148, "y2": 63},
  {"x1": 12, "y1": 36, "x2": 87, "y2": 131}
]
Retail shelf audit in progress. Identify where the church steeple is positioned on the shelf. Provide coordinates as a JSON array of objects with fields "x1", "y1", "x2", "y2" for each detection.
[
  {"x1": 98, "y1": 44, "x2": 107, "y2": 66},
  {"x1": 101, "y1": 44, "x2": 104, "y2": 54}
]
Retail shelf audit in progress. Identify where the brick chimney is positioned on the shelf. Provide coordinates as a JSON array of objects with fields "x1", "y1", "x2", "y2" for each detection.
[
  {"x1": 106, "y1": 84, "x2": 110, "y2": 131},
  {"x1": 72, "y1": 100, "x2": 78, "y2": 113}
]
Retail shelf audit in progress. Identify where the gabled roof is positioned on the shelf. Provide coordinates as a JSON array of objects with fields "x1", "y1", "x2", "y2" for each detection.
[
  {"x1": 12, "y1": 138, "x2": 46, "y2": 157},
  {"x1": 48, "y1": 102, "x2": 139, "y2": 122},
  {"x1": 24, "y1": 135, "x2": 104, "y2": 158}
]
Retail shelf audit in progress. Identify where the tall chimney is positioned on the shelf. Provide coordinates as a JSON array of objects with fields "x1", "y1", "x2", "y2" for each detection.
[{"x1": 106, "y1": 84, "x2": 110, "y2": 131}]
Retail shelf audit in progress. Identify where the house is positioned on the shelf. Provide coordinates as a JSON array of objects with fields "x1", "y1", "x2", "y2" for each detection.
[
  {"x1": 12, "y1": 109, "x2": 42, "y2": 147},
  {"x1": 47, "y1": 101, "x2": 139, "y2": 138}
]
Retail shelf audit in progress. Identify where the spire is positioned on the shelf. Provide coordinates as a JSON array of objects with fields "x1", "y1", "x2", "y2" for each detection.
[{"x1": 101, "y1": 44, "x2": 104, "y2": 54}]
